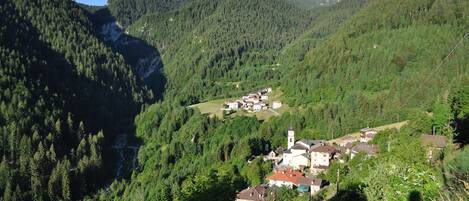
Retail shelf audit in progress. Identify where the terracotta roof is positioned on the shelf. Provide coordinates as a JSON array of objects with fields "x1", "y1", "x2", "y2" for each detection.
[
  {"x1": 266, "y1": 169, "x2": 306, "y2": 186},
  {"x1": 237, "y1": 185, "x2": 268, "y2": 201},
  {"x1": 310, "y1": 145, "x2": 338, "y2": 153},
  {"x1": 420, "y1": 134, "x2": 446, "y2": 148}
]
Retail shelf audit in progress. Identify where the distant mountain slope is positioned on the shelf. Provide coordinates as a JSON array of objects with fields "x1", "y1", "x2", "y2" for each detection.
[
  {"x1": 108, "y1": 0, "x2": 188, "y2": 27},
  {"x1": 87, "y1": 7, "x2": 167, "y2": 99},
  {"x1": 117, "y1": 0, "x2": 313, "y2": 104},
  {"x1": 288, "y1": 0, "x2": 341, "y2": 9},
  {"x1": 282, "y1": 0, "x2": 469, "y2": 134},
  {"x1": 280, "y1": 0, "x2": 367, "y2": 66},
  {"x1": 0, "y1": 0, "x2": 152, "y2": 200}
]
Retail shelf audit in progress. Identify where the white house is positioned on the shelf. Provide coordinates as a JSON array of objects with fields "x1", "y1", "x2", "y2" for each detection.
[
  {"x1": 281, "y1": 129, "x2": 323, "y2": 169},
  {"x1": 310, "y1": 179, "x2": 322, "y2": 195},
  {"x1": 310, "y1": 145, "x2": 338, "y2": 175},
  {"x1": 272, "y1": 101, "x2": 282, "y2": 109},
  {"x1": 227, "y1": 101, "x2": 241, "y2": 110},
  {"x1": 261, "y1": 95, "x2": 269, "y2": 100},
  {"x1": 253, "y1": 104, "x2": 262, "y2": 111},
  {"x1": 290, "y1": 153, "x2": 310, "y2": 170},
  {"x1": 359, "y1": 128, "x2": 377, "y2": 143},
  {"x1": 266, "y1": 169, "x2": 305, "y2": 188},
  {"x1": 267, "y1": 169, "x2": 322, "y2": 194}
]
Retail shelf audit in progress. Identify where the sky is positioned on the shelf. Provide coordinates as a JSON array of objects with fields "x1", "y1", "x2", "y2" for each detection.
[{"x1": 75, "y1": 0, "x2": 107, "y2": 6}]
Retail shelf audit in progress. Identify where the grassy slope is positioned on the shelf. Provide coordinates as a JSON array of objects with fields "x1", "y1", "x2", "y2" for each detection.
[{"x1": 189, "y1": 89, "x2": 294, "y2": 121}]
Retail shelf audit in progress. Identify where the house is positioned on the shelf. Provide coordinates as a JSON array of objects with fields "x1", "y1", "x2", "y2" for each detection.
[
  {"x1": 264, "y1": 150, "x2": 282, "y2": 164},
  {"x1": 310, "y1": 145, "x2": 339, "y2": 175},
  {"x1": 360, "y1": 128, "x2": 377, "y2": 143},
  {"x1": 261, "y1": 95, "x2": 269, "y2": 100},
  {"x1": 267, "y1": 169, "x2": 322, "y2": 194},
  {"x1": 337, "y1": 135, "x2": 358, "y2": 147},
  {"x1": 290, "y1": 153, "x2": 310, "y2": 170},
  {"x1": 227, "y1": 101, "x2": 241, "y2": 110},
  {"x1": 267, "y1": 169, "x2": 303, "y2": 188},
  {"x1": 310, "y1": 178, "x2": 322, "y2": 195},
  {"x1": 350, "y1": 143, "x2": 378, "y2": 159},
  {"x1": 281, "y1": 129, "x2": 324, "y2": 169},
  {"x1": 272, "y1": 101, "x2": 282, "y2": 109},
  {"x1": 420, "y1": 134, "x2": 446, "y2": 161},
  {"x1": 253, "y1": 104, "x2": 263, "y2": 111},
  {"x1": 236, "y1": 185, "x2": 269, "y2": 201}
]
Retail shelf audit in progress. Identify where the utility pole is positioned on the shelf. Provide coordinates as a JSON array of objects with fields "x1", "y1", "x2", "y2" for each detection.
[
  {"x1": 387, "y1": 132, "x2": 391, "y2": 152},
  {"x1": 336, "y1": 169, "x2": 340, "y2": 195}
]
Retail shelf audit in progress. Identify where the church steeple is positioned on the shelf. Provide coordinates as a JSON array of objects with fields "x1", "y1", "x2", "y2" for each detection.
[{"x1": 287, "y1": 127, "x2": 295, "y2": 149}]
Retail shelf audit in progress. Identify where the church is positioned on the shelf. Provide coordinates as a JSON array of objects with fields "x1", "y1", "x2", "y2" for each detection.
[{"x1": 280, "y1": 128, "x2": 325, "y2": 170}]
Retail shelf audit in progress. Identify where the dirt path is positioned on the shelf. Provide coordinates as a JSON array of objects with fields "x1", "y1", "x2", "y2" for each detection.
[{"x1": 328, "y1": 121, "x2": 409, "y2": 145}]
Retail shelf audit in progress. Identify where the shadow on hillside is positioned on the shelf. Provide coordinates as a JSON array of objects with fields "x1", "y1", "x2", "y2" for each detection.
[
  {"x1": 454, "y1": 115, "x2": 469, "y2": 145},
  {"x1": 408, "y1": 190, "x2": 423, "y2": 201},
  {"x1": 89, "y1": 8, "x2": 167, "y2": 100},
  {"x1": 328, "y1": 184, "x2": 367, "y2": 201}
]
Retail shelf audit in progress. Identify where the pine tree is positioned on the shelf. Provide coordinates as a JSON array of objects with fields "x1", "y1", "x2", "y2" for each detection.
[
  {"x1": 61, "y1": 159, "x2": 71, "y2": 201},
  {"x1": 31, "y1": 142, "x2": 46, "y2": 201},
  {"x1": 3, "y1": 181, "x2": 12, "y2": 201}
]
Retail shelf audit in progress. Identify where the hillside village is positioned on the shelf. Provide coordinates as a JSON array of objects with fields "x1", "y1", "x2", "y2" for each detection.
[
  {"x1": 235, "y1": 126, "x2": 446, "y2": 201},
  {"x1": 223, "y1": 87, "x2": 283, "y2": 113}
]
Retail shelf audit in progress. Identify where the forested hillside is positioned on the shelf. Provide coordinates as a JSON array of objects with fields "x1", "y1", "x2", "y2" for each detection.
[
  {"x1": 1, "y1": 0, "x2": 468, "y2": 200},
  {"x1": 116, "y1": 0, "x2": 313, "y2": 104},
  {"x1": 282, "y1": 0, "x2": 469, "y2": 135},
  {"x1": 0, "y1": 0, "x2": 152, "y2": 200},
  {"x1": 108, "y1": 0, "x2": 188, "y2": 27},
  {"x1": 95, "y1": 0, "x2": 468, "y2": 200}
]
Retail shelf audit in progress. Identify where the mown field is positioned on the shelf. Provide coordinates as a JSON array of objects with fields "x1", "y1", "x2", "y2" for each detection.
[{"x1": 189, "y1": 88, "x2": 294, "y2": 121}]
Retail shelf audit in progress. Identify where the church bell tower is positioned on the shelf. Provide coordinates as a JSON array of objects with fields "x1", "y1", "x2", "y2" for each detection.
[{"x1": 287, "y1": 127, "x2": 295, "y2": 149}]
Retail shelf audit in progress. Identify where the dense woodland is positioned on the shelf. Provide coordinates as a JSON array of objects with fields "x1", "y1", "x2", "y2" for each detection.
[
  {"x1": 0, "y1": 0, "x2": 468, "y2": 200},
  {"x1": 123, "y1": 0, "x2": 314, "y2": 105},
  {"x1": 0, "y1": 0, "x2": 152, "y2": 200}
]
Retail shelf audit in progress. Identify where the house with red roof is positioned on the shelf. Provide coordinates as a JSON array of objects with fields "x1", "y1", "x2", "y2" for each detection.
[{"x1": 266, "y1": 169, "x2": 322, "y2": 195}]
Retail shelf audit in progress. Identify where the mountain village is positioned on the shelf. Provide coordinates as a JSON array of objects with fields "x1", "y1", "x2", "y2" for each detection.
[
  {"x1": 235, "y1": 127, "x2": 446, "y2": 201},
  {"x1": 223, "y1": 87, "x2": 283, "y2": 112}
]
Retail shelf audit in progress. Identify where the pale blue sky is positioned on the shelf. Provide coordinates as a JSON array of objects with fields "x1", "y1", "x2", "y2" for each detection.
[{"x1": 75, "y1": 0, "x2": 107, "y2": 6}]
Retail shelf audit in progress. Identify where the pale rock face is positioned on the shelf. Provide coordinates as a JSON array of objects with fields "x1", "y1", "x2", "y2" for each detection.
[
  {"x1": 100, "y1": 21, "x2": 163, "y2": 79},
  {"x1": 135, "y1": 54, "x2": 162, "y2": 79},
  {"x1": 101, "y1": 22, "x2": 123, "y2": 42}
]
